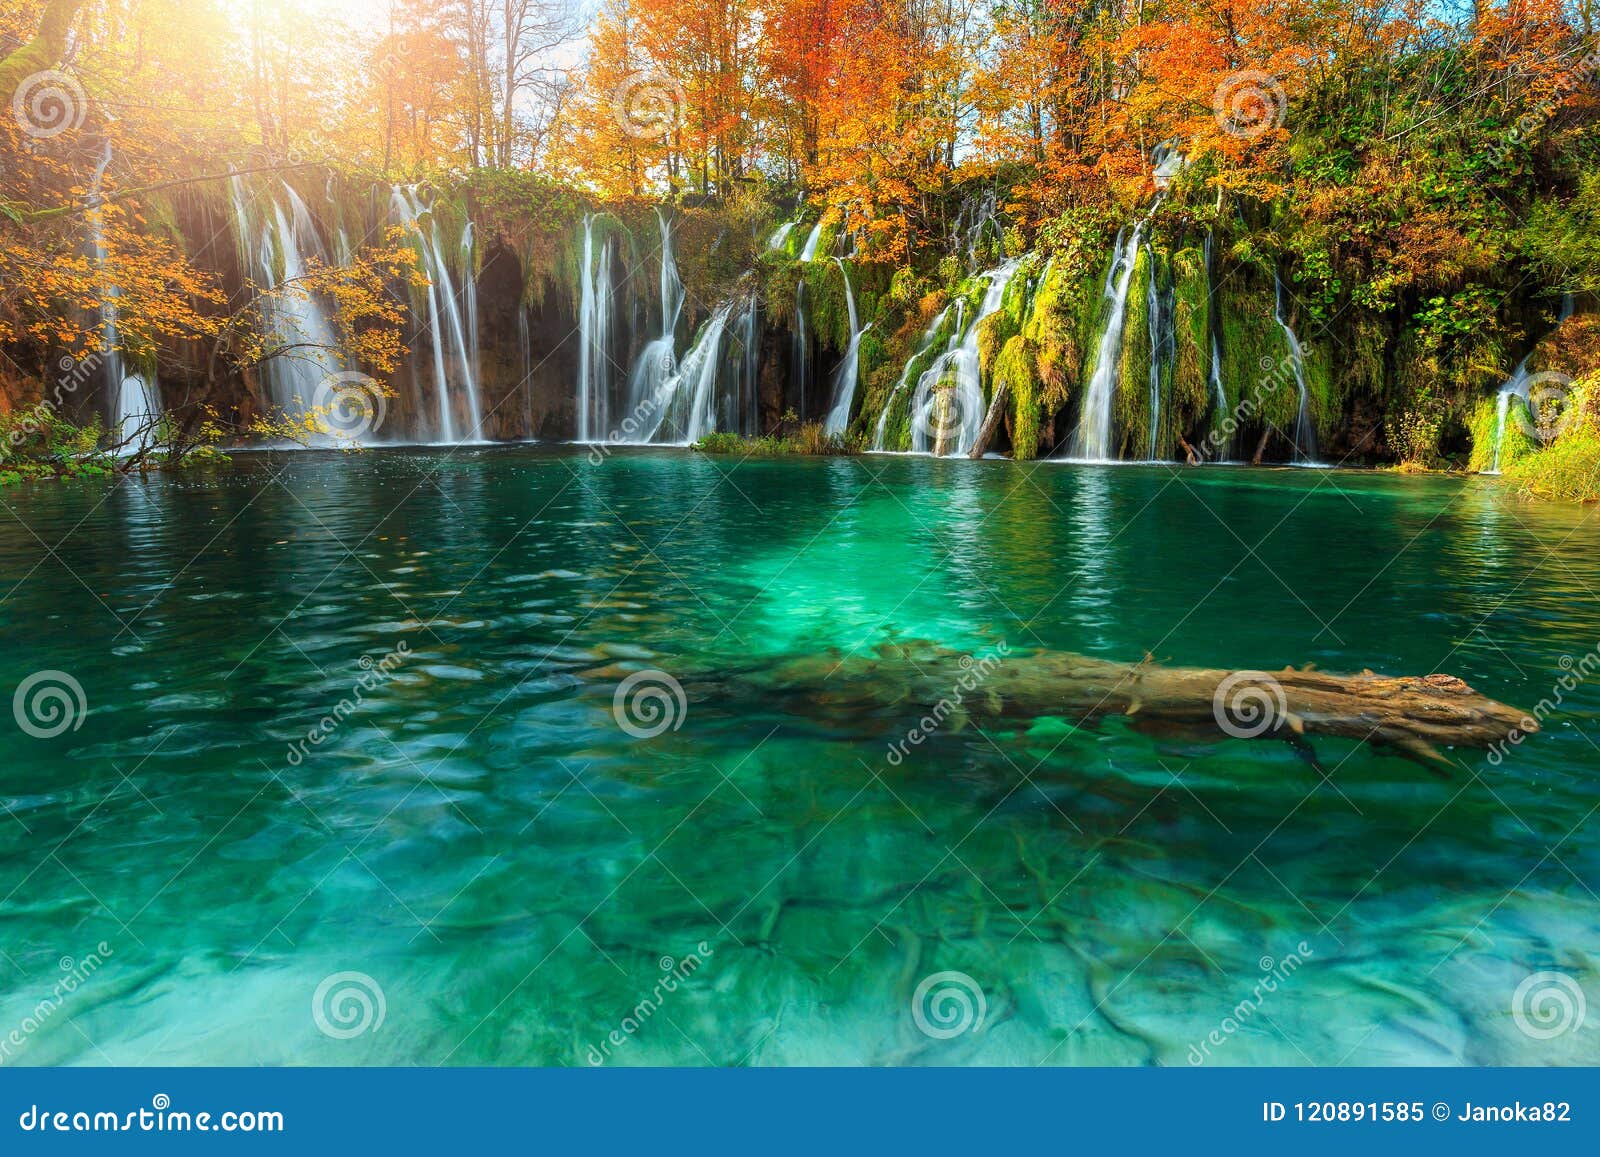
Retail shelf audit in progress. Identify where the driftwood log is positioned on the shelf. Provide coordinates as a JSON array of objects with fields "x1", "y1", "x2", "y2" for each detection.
[
  {"x1": 692, "y1": 642, "x2": 1534, "y2": 767},
  {"x1": 968, "y1": 382, "x2": 1010, "y2": 458}
]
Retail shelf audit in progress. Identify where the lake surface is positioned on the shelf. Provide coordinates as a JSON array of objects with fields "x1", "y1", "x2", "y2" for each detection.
[{"x1": 1, "y1": 448, "x2": 1596, "y2": 1065}]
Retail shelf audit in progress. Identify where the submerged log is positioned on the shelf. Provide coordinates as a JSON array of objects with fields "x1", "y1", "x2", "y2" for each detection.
[{"x1": 704, "y1": 643, "x2": 1534, "y2": 767}]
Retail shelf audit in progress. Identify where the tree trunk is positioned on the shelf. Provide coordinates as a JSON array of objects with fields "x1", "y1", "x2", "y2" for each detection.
[
  {"x1": 1251, "y1": 428, "x2": 1271, "y2": 465},
  {"x1": 0, "y1": 0, "x2": 87, "y2": 97},
  {"x1": 679, "y1": 643, "x2": 1537, "y2": 768},
  {"x1": 968, "y1": 382, "x2": 1009, "y2": 458}
]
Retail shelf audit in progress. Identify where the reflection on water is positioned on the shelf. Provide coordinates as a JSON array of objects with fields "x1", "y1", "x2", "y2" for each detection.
[{"x1": 0, "y1": 448, "x2": 1597, "y2": 1065}]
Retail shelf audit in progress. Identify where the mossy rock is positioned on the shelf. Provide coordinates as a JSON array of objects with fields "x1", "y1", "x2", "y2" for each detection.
[
  {"x1": 1467, "y1": 393, "x2": 1541, "y2": 473},
  {"x1": 995, "y1": 334, "x2": 1044, "y2": 459}
]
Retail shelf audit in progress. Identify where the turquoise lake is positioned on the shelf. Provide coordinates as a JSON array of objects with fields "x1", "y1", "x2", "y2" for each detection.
[{"x1": 0, "y1": 448, "x2": 1596, "y2": 1065}]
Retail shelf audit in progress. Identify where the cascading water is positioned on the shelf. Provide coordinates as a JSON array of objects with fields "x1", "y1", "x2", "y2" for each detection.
[
  {"x1": 823, "y1": 259, "x2": 865, "y2": 435},
  {"x1": 517, "y1": 308, "x2": 535, "y2": 436},
  {"x1": 1145, "y1": 243, "x2": 1172, "y2": 460},
  {"x1": 799, "y1": 220, "x2": 824, "y2": 262},
  {"x1": 658, "y1": 301, "x2": 735, "y2": 443},
  {"x1": 388, "y1": 187, "x2": 485, "y2": 442},
  {"x1": 614, "y1": 208, "x2": 683, "y2": 443},
  {"x1": 1273, "y1": 272, "x2": 1319, "y2": 465},
  {"x1": 738, "y1": 293, "x2": 759, "y2": 434},
  {"x1": 872, "y1": 304, "x2": 953, "y2": 450},
  {"x1": 1486, "y1": 295, "x2": 1575, "y2": 473},
  {"x1": 1209, "y1": 335, "x2": 1230, "y2": 458},
  {"x1": 792, "y1": 282, "x2": 809, "y2": 418},
  {"x1": 909, "y1": 260, "x2": 1021, "y2": 456},
  {"x1": 1487, "y1": 356, "x2": 1534, "y2": 475},
  {"x1": 231, "y1": 176, "x2": 347, "y2": 436},
  {"x1": 575, "y1": 214, "x2": 617, "y2": 442},
  {"x1": 1203, "y1": 232, "x2": 1230, "y2": 457},
  {"x1": 768, "y1": 219, "x2": 797, "y2": 250},
  {"x1": 88, "y1": 145, "x2": 162, "y2": 455},
  {"x1": 1070, "y1": 215, "x2": 1149, "y2": 460}
]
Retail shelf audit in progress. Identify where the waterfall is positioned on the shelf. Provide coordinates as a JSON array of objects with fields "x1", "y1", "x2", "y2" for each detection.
[
  {"x1": 872, "y1": 304, "x2": 952, "y2": 450},
  {"x1": 1487, "y1": 357, "x2": 1532, "y2": 475},
  {"x1": 1145, "y1": 244, "x2": 1163, "y2": 459},
  {"x1": 768, "y1": 219, "x2": 797, "y2": 250},
  {"x1": 953, "y1": 190, "x2": 999, "y2": 271},
  {"x1": 1209, "y1": 335, "x2": 1229, "y2": 457},
  {"x1": 517, "y1": 307, "x2": 534, "y2": 437},
  {"x1": 389, "y1": 187, "x2": 484, "y2": 443},
  {"x1": 1484, "y1": 296, "x2": 1574, "y2": 473},
  {"x1": 793, "y1": 281, "x2": 809, "y2": 418},
  {"x1": 658, "y1": 302, "x2": 735, "y2": 443},
  {"x1": 1273, "y1": 272, "x2": 1319, "y2": 465},
  {"x1": 799, "y1": 220, "x2": 824, "y2": 262},
  {"x1": 575, "y1": 214, "x2": 617, "y2": 442},
  {"x1": 823, "y1": 259, "x2": 864, "y2": 435},
  {"x1": 1071, "y1": 217, "x2": 1149, "y2": 460},
  {"x1": 461, "y1": 222, "x2": 481, "y2": 412},
  {"x1": 89, "y1": 145, "x2": 161, "y2": 455},
  {"x1": 738, "y1": 293, "x2": 759, "y2": 434},
  {"x1": 230, "y1": 177, "x2": 346, "y2": 435},
  {"x1": 1203, "y1": 233, "x2": 1228, "y2": 457},
  {"x1": 609, "y1": 209, "x2": 684, "y2": 444},
  {"x1": 909, "y1": 260, "x2": 1022, "y2": 456},
  {"x1": 602, "y1": 214, "x2": 756, "y2": 446}
]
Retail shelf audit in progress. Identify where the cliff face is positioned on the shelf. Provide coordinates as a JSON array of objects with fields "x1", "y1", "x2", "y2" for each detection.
[{"x1": 0, "y1": 168, "x2": 1578, "y2": 469}]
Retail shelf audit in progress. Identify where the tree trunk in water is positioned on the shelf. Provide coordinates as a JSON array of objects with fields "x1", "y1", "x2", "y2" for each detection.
[
  {"x1": 968, "y1": 381, "x2": 1010, "y2": 458},
  {"x1": 662, "y1": 642, "x2": 1537, "y2": 768}
]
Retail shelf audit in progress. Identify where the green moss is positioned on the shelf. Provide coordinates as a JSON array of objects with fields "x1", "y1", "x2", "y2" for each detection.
[
  {"x1": 1023, "y1": 249, "x2": 1103, "y2": 416},
  {"x1": 976, "y1": 312, "x2": 1012, "y2": 392},
  {"x1": 995, "y1": 335, "x2": 1043, "y2": 459},
  {"x1": 1172, "y1": 246, "x2": 1212, "y2": 442},
  {"x1": 1505, "y1": 431, "x2": 1600, "y2": 501},
  {"x1": 1115, "y1": 246, "x2": 1153, "y2": 458},
  {"x1": 869, "y1": 306, "x2": 961, "y2": 451},
  {"x1": 1466, "y1": 391, "x2": 1540, "y2": 473},
  {"x1": 1217, "y1": 269, "x2": 1298, "y2": 434}
]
